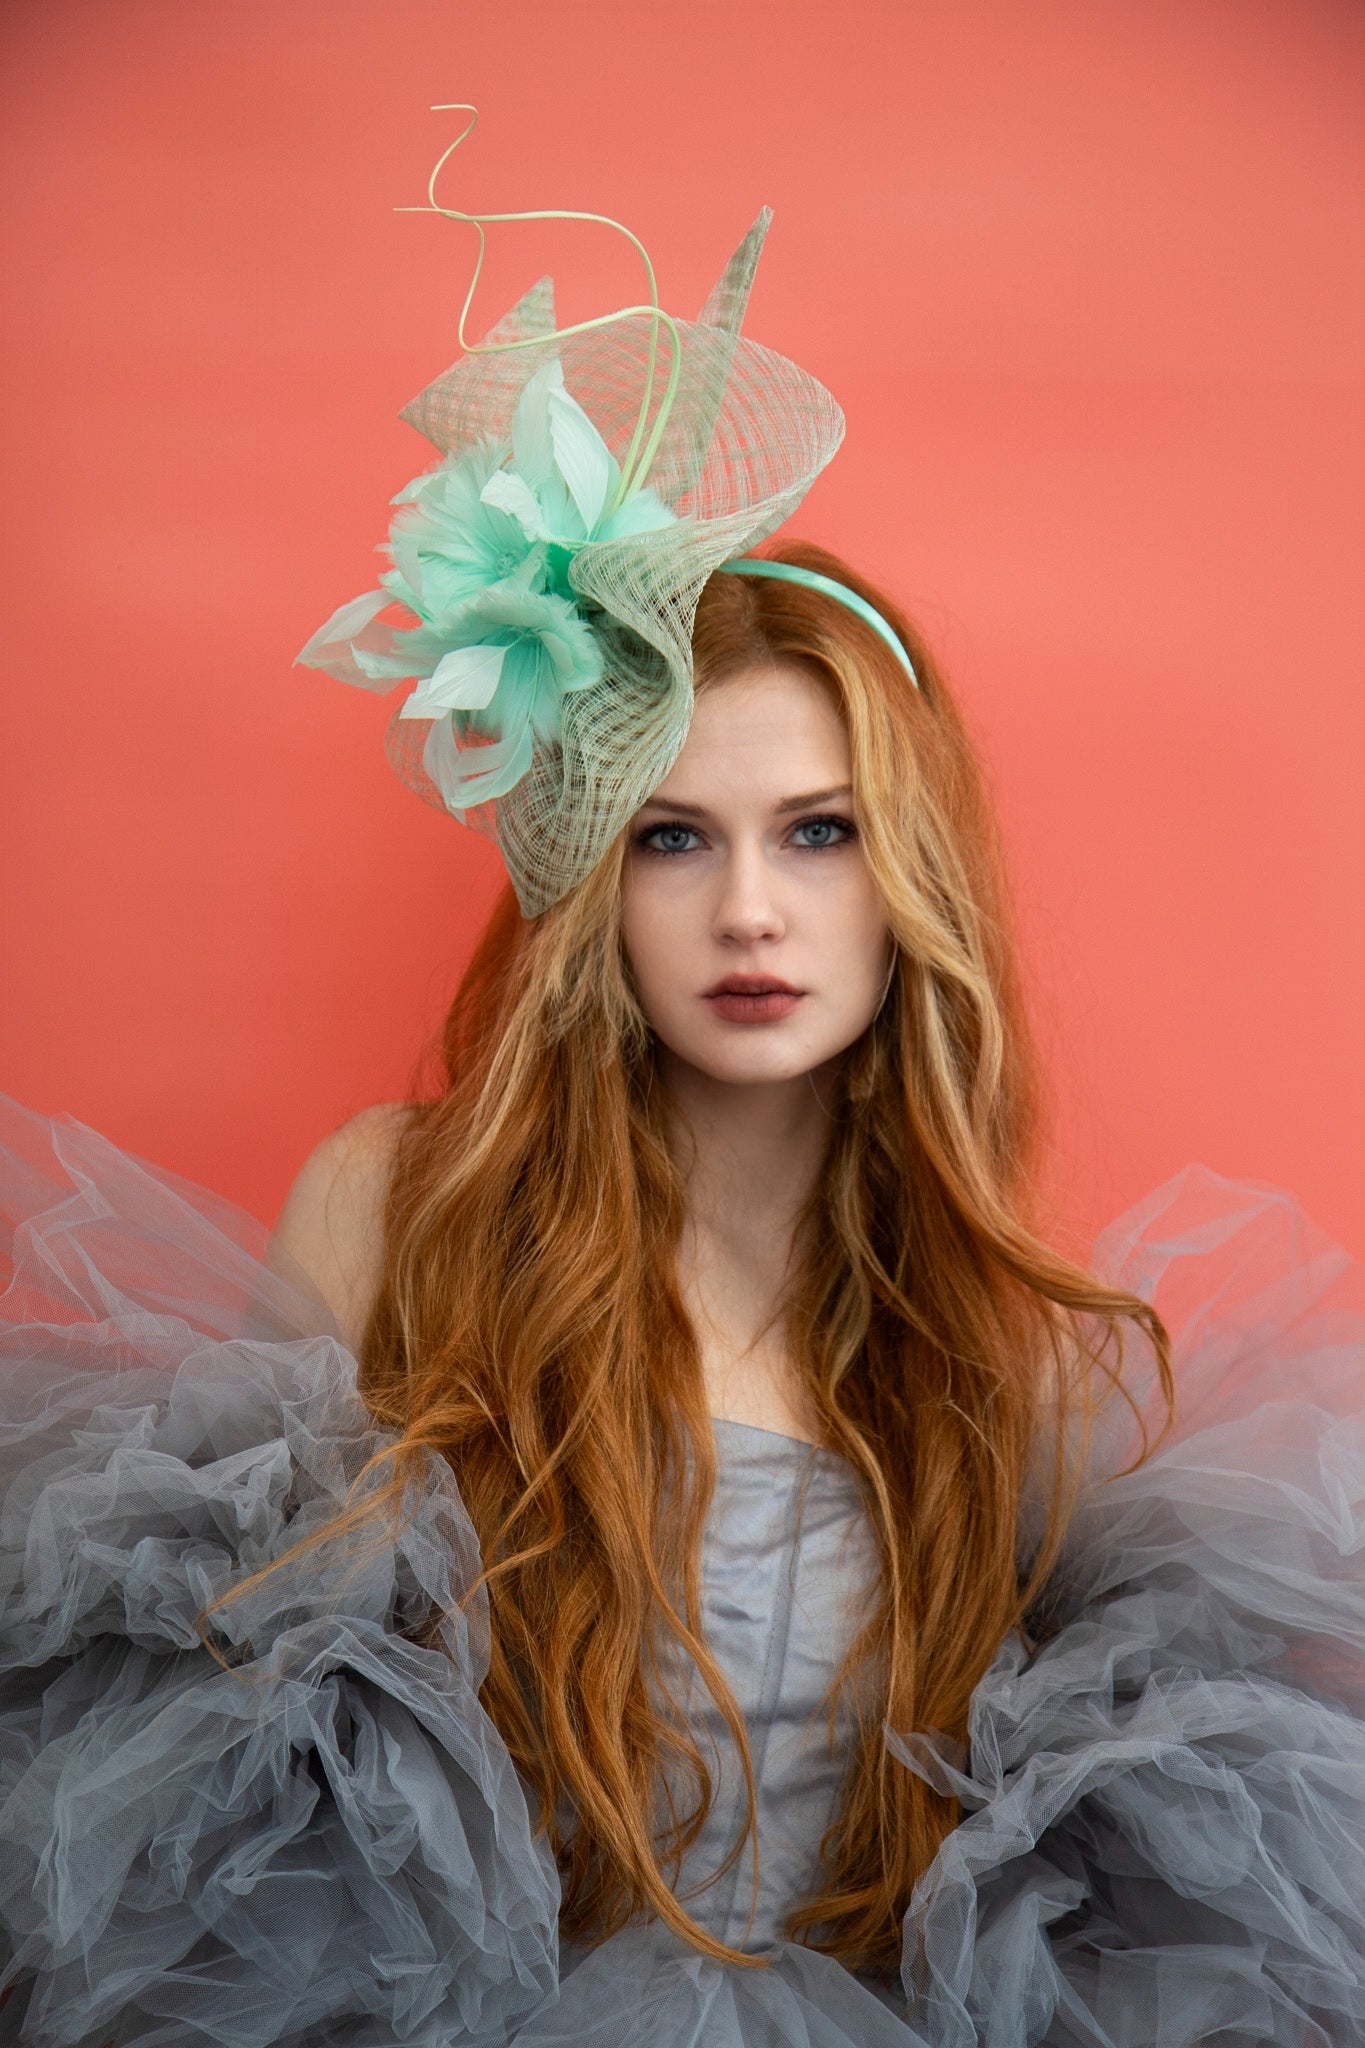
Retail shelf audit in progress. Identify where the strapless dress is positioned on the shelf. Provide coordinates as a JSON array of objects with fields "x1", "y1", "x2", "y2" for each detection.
[{"x1": 1, "y1": 1093, "x2": 1362, "y2": 2045}]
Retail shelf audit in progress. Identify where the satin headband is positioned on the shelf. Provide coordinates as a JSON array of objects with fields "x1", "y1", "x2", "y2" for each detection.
[{"x1": 716, "y1": 559, "x2": 920, "y2": 689}]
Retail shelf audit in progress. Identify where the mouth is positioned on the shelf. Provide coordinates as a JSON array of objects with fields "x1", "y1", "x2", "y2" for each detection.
[{"x1": 702, "y1": 976, "x2": 805, "y2": 1025}]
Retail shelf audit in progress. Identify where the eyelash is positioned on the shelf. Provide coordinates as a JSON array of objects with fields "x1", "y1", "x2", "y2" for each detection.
[{"x1": 633, "y1": 813, "x2": 858, "y2": 858}]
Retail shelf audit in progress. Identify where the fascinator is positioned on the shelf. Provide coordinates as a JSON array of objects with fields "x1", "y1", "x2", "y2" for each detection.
[{"x1": 298, "y1": 109, "x2": 910, "y2": 917}]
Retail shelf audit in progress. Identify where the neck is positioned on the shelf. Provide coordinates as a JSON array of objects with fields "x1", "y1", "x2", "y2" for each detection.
[
  {"x1": 658, "y1": 1050, "x2": 838, "y2": 1263},
  {"x1": 657, "y1": 1051, "x2": 841, "y2": 1441}
]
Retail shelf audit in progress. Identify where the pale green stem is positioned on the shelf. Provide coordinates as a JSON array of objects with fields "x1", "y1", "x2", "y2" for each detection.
[{"x1": 396, "y1": 105, "x2": 683, "y2": 516}]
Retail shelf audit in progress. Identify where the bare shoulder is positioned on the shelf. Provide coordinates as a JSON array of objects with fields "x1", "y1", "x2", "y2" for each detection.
[{"x1": 269, "y1": 1102, "x2": 415, "y2": 1353}]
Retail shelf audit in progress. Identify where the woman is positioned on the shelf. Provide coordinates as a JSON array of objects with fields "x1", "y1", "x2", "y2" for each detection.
[
  {"x1": 2, "y1": 135, "x2": 1362, "y2": 2045},
  {"x1": 272, "y1": 545, "x2": 1174, "y2": 1975}
]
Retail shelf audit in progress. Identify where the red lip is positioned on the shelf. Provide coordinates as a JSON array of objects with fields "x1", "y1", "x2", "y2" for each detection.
[
  {"x1": 703, "y1": 976, "x2": 803, "y2": 997},
  {"x1": 702, "y1": 975, "x2": 805, "y2": 1025}
]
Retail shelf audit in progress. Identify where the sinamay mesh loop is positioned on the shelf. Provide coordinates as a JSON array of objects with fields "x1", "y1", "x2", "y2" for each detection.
[{"x1": 297, "y1": 114, "x2": 844, "y2": 916}]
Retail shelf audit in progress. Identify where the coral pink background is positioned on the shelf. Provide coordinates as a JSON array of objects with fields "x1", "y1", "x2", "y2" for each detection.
[{"x1": 2, "y1": 0, "x2": 1361, "y2": 1259}]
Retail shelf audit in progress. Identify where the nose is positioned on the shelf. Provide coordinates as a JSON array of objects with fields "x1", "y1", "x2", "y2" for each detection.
[{"x1": 711, "y1": 836, "x2": 785, "y2": 946}]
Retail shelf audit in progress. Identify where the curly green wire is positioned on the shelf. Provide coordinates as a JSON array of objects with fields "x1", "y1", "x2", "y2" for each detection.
[{"x1": 394, "y1": 106, "x2": 681, "y2": 518}]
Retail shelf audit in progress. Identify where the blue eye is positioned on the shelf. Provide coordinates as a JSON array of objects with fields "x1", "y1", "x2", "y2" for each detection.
[
  {"x1": 791, "y1": 814, "x2": 855, "y2": 849},
  {"x1": 637, "y1": 823, "x2": 701, "y2": 856}
]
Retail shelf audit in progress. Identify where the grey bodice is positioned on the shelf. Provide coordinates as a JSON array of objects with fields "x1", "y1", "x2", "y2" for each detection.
[{"x1": 657, "y1": 1418, "x2": 881, "y2": 1953}]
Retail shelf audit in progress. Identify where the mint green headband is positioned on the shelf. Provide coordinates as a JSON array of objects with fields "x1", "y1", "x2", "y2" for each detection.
[{"x1": 716, "y1": 559, "x2": 920, "y2": 689}]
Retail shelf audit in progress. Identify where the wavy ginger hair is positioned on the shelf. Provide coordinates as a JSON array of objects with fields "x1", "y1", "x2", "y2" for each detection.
[{"x1": 355, "y1": 540, "x2": 1172, "y2": 1977}]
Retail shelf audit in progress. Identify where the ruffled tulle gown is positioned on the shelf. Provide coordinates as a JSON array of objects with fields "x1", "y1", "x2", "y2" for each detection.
[{"x1": 0, "y1": 1093, "x2": 1361, "y2": 2046}]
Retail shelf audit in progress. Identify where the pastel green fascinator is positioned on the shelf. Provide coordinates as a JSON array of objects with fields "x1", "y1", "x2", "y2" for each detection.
[{"x1": 297, "y1": 108, "x2": 845, "y2": 916}]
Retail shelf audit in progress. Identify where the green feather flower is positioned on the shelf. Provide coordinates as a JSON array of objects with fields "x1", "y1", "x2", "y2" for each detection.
[{"x1": 297, "y1": 358, "x2": 675, "y2": 807}]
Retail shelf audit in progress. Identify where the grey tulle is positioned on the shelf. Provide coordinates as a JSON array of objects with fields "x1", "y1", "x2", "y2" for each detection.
[{"x1": 0, "y1": 1095, "x2": 1361, "y2": 2045}]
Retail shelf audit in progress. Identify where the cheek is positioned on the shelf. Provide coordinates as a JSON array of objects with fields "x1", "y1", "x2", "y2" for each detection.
[
  {"x1": 845, "y1": 915, "x2": 894, "y2": 1017},
  {"x1": 818, "y1": 865, "x2": 891, "y2": 979},
  {"x1": 619, "y1": 870, "x2": 684, "y2": 1018}
]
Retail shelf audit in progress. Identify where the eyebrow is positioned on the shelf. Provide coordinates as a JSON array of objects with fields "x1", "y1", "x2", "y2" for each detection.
[
  {"x1": 637, "y1": 783, "x2": 854, "y2": 819},
  {"x1": 774, "y1": 783, "x2": 854, "y2": 816}
]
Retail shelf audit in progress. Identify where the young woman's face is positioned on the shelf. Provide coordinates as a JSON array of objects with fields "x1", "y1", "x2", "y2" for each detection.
[{"x1": 620, "y1": 662, "x2": 893, "y2": 1088}]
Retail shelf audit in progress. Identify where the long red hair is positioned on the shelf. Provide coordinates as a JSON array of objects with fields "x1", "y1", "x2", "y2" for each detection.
[{"x1": 331, "y1": 543, "x2": 1170, "y2": 1973}]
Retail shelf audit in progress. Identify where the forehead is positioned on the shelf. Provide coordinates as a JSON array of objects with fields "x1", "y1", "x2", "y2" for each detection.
[{"x1": 647, "y1": 662, "x2": 848, "y2": 804}]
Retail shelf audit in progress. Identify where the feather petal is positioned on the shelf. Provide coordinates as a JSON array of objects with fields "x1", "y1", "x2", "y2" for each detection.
[
  {"x1": 509, "y1": 362, "x2": 562, "y2": 493},
  {"x1": 547, "y1": 386, "x2": 612, "y2": 535},
  {"x1": 294, "y1": 590, "x2": 398, "y2": 692},
  {"x1": 478, "y1": 471, "x2": 543, "y2": 542},
  {"x1": 422, "y1": 706, "x2": 536, "y2": 809},
  {"x1": 399, "y1": 643, "x2": 509, "y2": 718}
]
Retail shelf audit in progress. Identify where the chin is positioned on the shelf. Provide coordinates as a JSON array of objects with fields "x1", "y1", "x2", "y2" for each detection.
[{"x1": 669, "y1": 1029, "x2": 834, "y2": 1088}]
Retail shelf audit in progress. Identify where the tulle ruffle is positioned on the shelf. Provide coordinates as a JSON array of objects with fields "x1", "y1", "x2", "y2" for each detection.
[
  {"x1": 885, "y1": 1169, "x2": 1365, "y2": 2047},
  {"x1": 1, "y1": 1095, "x2": 1362, "y2": 2046},
  {"x1": 0, "y1": 1096, "x2": 558, "y2": 2045}
]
